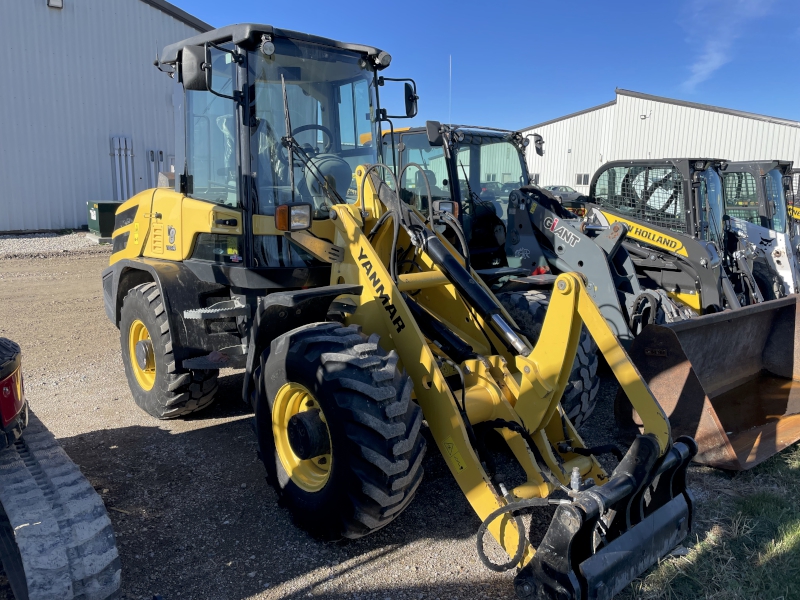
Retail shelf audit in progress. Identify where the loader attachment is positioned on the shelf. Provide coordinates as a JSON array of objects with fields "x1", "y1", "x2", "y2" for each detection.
[
  {"x1": 622, "y1": 296, "x2": 800, "y2": 470},
  {"x1": 515, "y1": 435, "x2": 696, "y2": 600}
]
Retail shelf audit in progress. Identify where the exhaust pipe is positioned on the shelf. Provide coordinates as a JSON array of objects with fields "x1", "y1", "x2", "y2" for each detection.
[{"x1": 619, "y1": 296, "x2": 800, "y2": 470}]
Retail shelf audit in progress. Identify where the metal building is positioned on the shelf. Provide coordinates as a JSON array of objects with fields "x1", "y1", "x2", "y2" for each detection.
[
  {"x1": 0, "y1": 0, "x2": 211, "y2": 232},
  {"x1": 521, "y1": 89, "x2": 800, "y2": 195}
]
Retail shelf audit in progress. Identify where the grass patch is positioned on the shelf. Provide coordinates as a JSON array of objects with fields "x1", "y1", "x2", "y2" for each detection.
[{"x1": 623, "y1": 444, "x2": 800, "y2": 599}]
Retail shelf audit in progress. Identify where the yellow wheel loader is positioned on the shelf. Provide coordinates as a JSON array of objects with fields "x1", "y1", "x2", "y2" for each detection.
[{"x1": 103, "y1": 24, "x2": 696, "y2": 598}]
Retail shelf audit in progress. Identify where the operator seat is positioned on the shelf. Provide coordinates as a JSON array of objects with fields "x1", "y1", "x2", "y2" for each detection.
[{"x1": 414, "y1": 170, "x2": 446, "y2": 212}]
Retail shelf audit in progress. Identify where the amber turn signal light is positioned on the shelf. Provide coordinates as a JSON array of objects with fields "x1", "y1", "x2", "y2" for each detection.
[{"x1": 275, "y1": 203, "x2": 313, "y2": 231}]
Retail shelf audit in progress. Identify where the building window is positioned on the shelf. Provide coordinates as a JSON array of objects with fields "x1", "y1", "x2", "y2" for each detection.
[
  {"x1": 530, "y1": 173, "x2": 540, "y2": 185},
  {"x1": 576, "y1": 174, "x2": 589, "y2": 186}
]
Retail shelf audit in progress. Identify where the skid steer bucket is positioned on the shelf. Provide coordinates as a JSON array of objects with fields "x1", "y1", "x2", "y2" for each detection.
[{"x1": 622, "y1": 296, "x2": 800, "y2": 470}]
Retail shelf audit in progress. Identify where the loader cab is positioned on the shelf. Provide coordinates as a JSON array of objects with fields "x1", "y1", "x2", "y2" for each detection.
[
  {"x1": 384, "y1": 125, "x2": 530, "y2": 268},
  {"x1": 148, "y1": 24, "x2": 413, "y2": 283}
]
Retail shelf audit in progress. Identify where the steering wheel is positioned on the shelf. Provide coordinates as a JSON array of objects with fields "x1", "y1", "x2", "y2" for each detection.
[{"x1": 280, "y1": 124, "x2": 334, "y2": 163}]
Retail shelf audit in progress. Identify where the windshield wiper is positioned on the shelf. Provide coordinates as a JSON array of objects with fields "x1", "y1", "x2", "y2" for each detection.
[
  {"x1": 279, "y1": 75, "x2": 345, "y2": 208},
  {"x1": 459, "y1": 161, "x2": 484, "y2": 206}
]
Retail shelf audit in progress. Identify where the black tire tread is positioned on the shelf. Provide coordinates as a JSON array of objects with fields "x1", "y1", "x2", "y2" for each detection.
[
  {"x1": 257, "y1": 323, "x2": 426, "y2": 540},
  {"x1": 497, "y1": 290, "x2": 600, "y2": 428},
  {"x1": 120, "y1": 283, "x2": 218, "y2": 419}
]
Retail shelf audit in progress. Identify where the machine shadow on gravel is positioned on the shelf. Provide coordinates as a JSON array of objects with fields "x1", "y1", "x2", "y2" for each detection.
[{"x1": 56, "y1": 416, "x2": 482, "y2": 599}]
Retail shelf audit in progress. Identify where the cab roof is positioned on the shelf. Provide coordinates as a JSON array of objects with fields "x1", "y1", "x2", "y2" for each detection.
[{"x1": 160, "y1": 23, "x2": 385, "y2": 65}]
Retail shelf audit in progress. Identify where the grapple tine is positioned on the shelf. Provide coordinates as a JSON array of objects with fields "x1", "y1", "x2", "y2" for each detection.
[{"x1": 514, "y1": 436, "x2": 697, "y2": 600}]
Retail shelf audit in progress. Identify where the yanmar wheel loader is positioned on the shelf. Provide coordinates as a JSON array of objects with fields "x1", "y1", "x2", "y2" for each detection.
[{"x1": 102, "y1": 24, "x2": 696, "y2": 599}]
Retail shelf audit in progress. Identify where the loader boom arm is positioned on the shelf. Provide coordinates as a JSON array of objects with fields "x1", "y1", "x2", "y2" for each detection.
[{"x1": 327, "y1": 188, "x2": 672, "y2": 565}]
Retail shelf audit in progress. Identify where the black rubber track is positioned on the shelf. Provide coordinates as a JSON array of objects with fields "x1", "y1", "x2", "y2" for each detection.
[
  {"x1": 254, "y1": 322, "x2": 426, "y2": 540},
  {"x1": 497, "y1": 290, "x2": 600, "y2": 428},
  {"x1": 119, "y1": 282, "x2": 218, "y2": 419},
  {"x1": 0, "y1": 411, "x2": 121, "y2": 600}
]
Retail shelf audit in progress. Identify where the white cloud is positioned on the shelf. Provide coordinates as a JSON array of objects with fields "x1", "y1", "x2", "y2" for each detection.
[{"x1": 682, "y1": 0, "x2": 774, "y2": 91}]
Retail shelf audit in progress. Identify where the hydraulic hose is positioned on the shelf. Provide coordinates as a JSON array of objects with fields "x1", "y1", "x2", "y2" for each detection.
[{"x1": 440, "y1": 210, "x2": 471, "y2": 274}]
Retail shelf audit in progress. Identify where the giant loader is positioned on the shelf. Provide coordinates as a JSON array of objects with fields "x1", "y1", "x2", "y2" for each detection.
[
  {"x1": 103, "y1": 24, "x2": 697, "y2": 599},
  {"x1": 381, "y1": 124, "x2": 600, "y2": 427}
]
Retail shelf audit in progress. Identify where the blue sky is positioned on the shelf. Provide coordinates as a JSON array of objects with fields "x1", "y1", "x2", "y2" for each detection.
[{"x1": 176, "y1": 0, "x2": 800, "y2": 130}]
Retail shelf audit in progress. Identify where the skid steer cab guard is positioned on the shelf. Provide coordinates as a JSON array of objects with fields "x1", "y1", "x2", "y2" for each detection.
[
  {"x1": 720, "y1": 160, "x2": 799, "y2": 297},
  {"x1": 102, "y1": 23, "x2": 695, "y2": 599}
]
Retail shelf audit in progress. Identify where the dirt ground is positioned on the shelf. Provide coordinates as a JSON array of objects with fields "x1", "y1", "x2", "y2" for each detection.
[{"x1": 0, "y1": 251, "x2": 795, "y2": 600}]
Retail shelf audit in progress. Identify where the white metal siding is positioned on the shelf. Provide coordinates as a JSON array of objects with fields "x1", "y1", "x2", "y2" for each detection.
[
  {"x1": 523, "y1": 92, "x2": 800, "y2": 194},
  {"x1": 0, "y1": 0, "x2": 204, "y2": 231}
]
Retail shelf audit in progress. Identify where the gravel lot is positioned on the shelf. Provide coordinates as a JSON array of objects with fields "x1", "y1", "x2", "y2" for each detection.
[
  {"x1": 0, "y1": 231, "x2": 109, "y2": 259},
  {"x1": 0, "y1": 237, "x2": 752, "y2": 600}
]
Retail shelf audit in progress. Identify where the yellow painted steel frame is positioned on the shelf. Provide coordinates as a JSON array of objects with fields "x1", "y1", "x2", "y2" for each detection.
[{"x1": 327, "y1": 178, "x2": 672, "y2": 565}]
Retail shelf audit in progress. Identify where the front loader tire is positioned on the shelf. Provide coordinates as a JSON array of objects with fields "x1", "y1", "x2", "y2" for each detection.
[
  {"x1": 254, "y1": 323, "x2": 426, "y2": 540},
  {"x1": 497, "y1": 290, "x2": 599, "y2": 428},
  {"x1": 119, "y1": 282, "x2": 218, "y2": 419}
]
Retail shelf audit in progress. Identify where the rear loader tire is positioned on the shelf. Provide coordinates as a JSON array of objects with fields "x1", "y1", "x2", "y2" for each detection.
[
  {"x1": 497, "y1": 290, "x2": 599, "y2": 428},
  {"x1": 254, "y1": 322, "x2": 426, "y2": 540},
  {"x1": 119, "y1": 282, "x2": 218, "y2": 419}
]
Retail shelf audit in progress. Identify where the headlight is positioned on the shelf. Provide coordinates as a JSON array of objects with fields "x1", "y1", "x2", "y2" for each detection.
[{"x1": 276, "y1": 203, "x2": 312, "y2": 231}]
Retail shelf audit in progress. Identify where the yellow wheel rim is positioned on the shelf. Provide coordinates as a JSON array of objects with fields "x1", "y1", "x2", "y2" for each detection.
[
  {"x1": 272, "y1": 383, "x2": 332, "y2": 492},
  {"x1": 128, "y1": 319, "x2": 156, "y2": 391}
]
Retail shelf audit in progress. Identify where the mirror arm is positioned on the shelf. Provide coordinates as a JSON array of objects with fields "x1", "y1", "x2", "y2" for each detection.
[{"x1": 202, "y1": 42, "x2": 244, "y2": 105}]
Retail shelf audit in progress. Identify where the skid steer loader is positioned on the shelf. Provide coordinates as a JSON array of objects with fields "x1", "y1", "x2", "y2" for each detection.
[
  {"x1": 581, "y1": 159, "x2": 800, "y2": 469},
  {"x1": 380, "y1": 124, "x2": 600, "y2": 428},
  {"x1": 102, "y1": 24, "x2": 696, "y2": 598},
  {"x1": 720, "y1": 160, "x2": 798, "y2": 297}
]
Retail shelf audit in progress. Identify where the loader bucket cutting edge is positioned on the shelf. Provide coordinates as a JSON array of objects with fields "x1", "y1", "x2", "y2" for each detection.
[{"x1": 622, "y1": 296, "x2": 800, "y2": 470}]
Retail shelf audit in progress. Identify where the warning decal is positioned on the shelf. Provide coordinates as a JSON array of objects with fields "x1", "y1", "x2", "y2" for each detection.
[{"x1": 442, "y1": 436, "x2": 467, "y2": 472}]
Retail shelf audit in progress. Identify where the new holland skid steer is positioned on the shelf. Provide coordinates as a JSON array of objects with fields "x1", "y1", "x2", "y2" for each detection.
[
  {"x1": 720, "y1": 160, "x2": 798, "y2": 297},
  {"x1": 103, "y1": 24, "x2": 697, "y2": 598}
]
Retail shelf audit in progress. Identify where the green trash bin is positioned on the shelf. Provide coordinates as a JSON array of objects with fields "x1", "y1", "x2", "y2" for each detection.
[{"x1": 87, "y1": 202, "x2": 122, "y2": 237}]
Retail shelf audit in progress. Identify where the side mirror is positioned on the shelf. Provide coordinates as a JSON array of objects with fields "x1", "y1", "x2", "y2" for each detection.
[
  {"x1": 426, "y1": 121, "x2": 443, "y2": 147},
  {"x1": 531, "y1": 133, "x2": 545, "y2": 157},
  {"x1": 784, "y1": 175, "x2": 794, "y2": 192},
  {"x1": 404, "y1": 82, "x2": 418, "y2": 118},
  {"x1": 182, "y1": 45, "x2": 211, "y2": 91}
]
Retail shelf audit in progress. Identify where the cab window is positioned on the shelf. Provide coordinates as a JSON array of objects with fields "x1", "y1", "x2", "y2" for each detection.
[{"x1": 185, "y1": 46, "x2": 239, "y2": 207}]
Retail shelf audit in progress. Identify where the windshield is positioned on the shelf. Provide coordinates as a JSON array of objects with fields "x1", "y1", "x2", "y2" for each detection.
[
  {"x1": 248, "y1": 39, "x2": 380, "y2": 217},
  {"x1": 765, "y1": 168, "x2": 787, "y2": 233},
  {"x1": 698, "y1": 168, "x2": 724, "y2": 244},
  {"x1": 395, "y1": 132, "x2": 451, "y2": 211},
  {"x1": 592, "y1": 165, "x2": 688, "y2": 234},
  {"x1": 453, "y1": 133, "x2": 527, "y2": 221}
]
